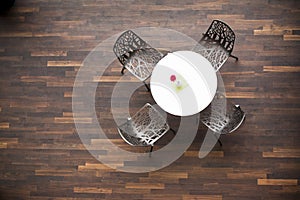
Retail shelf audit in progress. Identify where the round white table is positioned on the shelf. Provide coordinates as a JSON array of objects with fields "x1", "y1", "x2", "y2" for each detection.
[{"x1": 150, "y1": 50, "x2": 217, "y2": 116}]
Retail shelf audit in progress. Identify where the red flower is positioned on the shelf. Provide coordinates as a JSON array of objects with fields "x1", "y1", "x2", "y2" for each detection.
[{"x1": 170, "y1": 74, "x2": 176, "y2": 82}]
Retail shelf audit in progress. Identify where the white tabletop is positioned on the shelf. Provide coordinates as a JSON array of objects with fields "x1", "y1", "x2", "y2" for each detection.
[{"x1": 150, "y1": 50, "x2": 217, "y2": 116}]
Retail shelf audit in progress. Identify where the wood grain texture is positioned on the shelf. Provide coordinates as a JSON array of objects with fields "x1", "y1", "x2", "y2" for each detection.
[
  {"x1": 0, "y1": 0, "x2": 299, "y2": 200},
  {"x1": 257, "y1": 179, "x2": 298, "y2": 186}
]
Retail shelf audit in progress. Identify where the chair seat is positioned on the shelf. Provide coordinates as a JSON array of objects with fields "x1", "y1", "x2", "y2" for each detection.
[
  {"x1": 124, "y1": 48, "x2": 164, "y2": 81},
  {"x1": 118, "y1": 126, "x2": 148, "y2": 146},
  {"x1": 193, "y1": 43, "x2": 229, "y2": 71},
  {"x1": 117, "y1": 103, "x2": 170, "y2": 148}
]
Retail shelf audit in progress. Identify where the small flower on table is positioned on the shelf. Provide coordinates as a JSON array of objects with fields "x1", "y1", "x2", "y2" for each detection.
[{"x1": 170, "y1": 74, "x2": 187, "y2": 92}]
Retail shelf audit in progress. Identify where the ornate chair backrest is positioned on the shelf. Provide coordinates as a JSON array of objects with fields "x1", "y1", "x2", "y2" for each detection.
[
  {"x1": 200, "y1": 92, "x2": 245, "y2": 134},
  {"x1": 113, "y1": 30, "x2": 151, "y2": 65},
  {"x1": 201, "y1": 20, "x2": 236, "y2": 54}
]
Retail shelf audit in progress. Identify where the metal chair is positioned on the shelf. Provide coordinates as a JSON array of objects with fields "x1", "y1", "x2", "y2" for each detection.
[
  {"x1": 113, "y1": 30, "x2": 164, "y2": 91},
  {"x1": 193, "y1": 20, "x2": 238, "y2": 71},
  {"x1": 113, "y1": 30, "x2": 150, "y2": 73},
  {"x1": 117, "y1": 103, "x2": 175, "y2": 156},
  {"x1": 200, "y1": 92, "x2": 245, "y2": 146}
]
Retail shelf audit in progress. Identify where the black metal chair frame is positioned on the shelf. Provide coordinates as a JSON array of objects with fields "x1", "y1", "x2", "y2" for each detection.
[
  {"x1": 200, "y1": 19, "x2": 238, "y2": 61},
  {"x1": 117, "y1": 103, "x2": 176, "y2": 157},
  {"x1": 200, "y1": 92, "x2": 246, "y2": 146},
  {"x1": 113, "y1": 30, "x2": 151, "y2": 74},
  {"x1": 113, "y1": 30, "x2": 165, "y2": 91}
]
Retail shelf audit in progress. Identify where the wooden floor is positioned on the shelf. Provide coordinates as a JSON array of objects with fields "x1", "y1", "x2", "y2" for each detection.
[{"x1": 0, "y1": 0, "x2": 299, "y2": 199}]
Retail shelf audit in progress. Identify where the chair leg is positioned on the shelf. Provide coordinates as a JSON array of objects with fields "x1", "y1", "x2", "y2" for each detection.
[
  {"x1": 121, "y1": 66, "x2": 126, "y2": 74},
  {"x1": 149, "y1": 146, "x2": 154, "y2": 157},
  {"x1": 143, "y1": 82, "x2": 150, "y2": 91},
  {"x1": 211, "y1": 132, "x2": 222, "y2": 147},
  {"x1": 217, "y1": 139, "x2": 223, "y2": 147},
  {"x1": 230, "y1": 54, "x2": 238, "y2": 61},
  {"x1": 170, "y1": 128, "x2": 176, "y2": 135}
]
